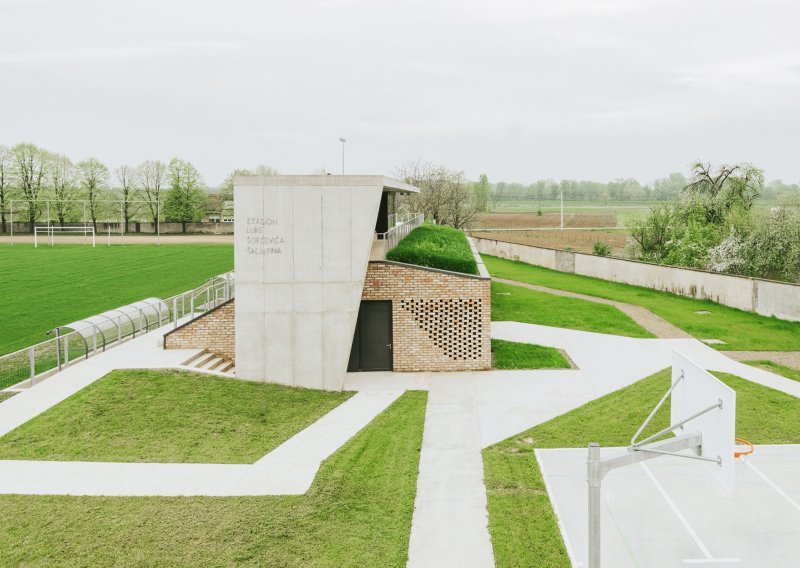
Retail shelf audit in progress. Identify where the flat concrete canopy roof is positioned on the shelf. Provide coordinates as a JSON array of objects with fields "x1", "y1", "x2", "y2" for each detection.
[{"x1": 233, "y1": 175, "x2": 419, "y2": 194}]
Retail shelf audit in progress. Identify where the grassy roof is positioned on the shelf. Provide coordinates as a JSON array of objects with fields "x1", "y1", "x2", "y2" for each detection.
[{"x1": 386, "y1": 224, "x2": 478, "y2": 275}]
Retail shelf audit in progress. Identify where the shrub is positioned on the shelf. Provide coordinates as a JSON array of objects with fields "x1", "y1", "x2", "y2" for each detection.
[
  {"x1": 386, "y1": 224, "x2": 478, "y2": 275},
  {"x1": 592, "y1": 241, "x2": 612, "y2": 257}
]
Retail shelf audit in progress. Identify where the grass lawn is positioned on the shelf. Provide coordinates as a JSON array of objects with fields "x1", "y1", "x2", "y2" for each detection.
[
  {"x1": 483, "y1": 255, "x2": 800, "y2": 351},
  {"x1": 492, "y1": 280, "x2": 653, "y2": 338},
  {"x1": 0, "y1": 244, "x2": 233, "y2": 356},
  {"x1": 482, "y1": 369, "x2": 800, "y2": 567},
  {"x1": 387, "y1": 224, "x2": 478, "y2": 274},
  {"x1": 0, "y1": 390, "x2": 427, "y2": 567},
  {"x1": 745, "y1": 360, "x2": 800, "y2": 382},
  {"x1": 491, "y1": 339, "x2": 571, "y2": 370},
  {"x1": 0, "y1": 370, "x2": 351, "y2": 463}
]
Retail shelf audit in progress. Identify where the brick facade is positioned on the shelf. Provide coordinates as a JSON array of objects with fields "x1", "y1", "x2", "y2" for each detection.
[
  {"x1": 163, "y1": 299, "x2": 235, "y2": 362},
  {"x1": 362, "y1": 261, "x2": 492, "y2": 372}
]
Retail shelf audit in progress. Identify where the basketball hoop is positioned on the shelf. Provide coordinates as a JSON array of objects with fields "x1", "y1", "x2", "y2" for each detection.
[{"x1": 734, "y1": 437, "x2": 754, "y2": 458}]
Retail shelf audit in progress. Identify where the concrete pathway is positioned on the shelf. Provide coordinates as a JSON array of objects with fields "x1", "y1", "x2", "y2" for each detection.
[
  {"x1": 407, "y1": 374, "x2": 495, "y2": 568},
  {"x1": 1, "y1": 315, "x2": 797, "y2": 566},
  {"x1": 375, "y1": 324, "x2": 800, "y2": 568},
  {"x1": 0, "y1": 322, "x2": 402, "y2": 496},
  {"x1": 0, "y1": 390, "x2": 401, "y2": 496},
  {"x1": 493, "y1": 276, "x2": 691, "y2": 338}
]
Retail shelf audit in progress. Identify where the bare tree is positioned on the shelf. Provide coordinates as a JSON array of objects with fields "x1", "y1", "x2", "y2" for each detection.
[
  {"x1": 253, "y1": 164, "x2": 279, "y2": 176},
  {"x1": 137, "y1": 160, "x2": 167, "y2": 226},
  {"x1": 395, "y1": 159, "x2": 483, "y2": 229},
  {"x1": 114, "y1": 165, "x2": 139, "y2": 232},
  {"x1": 77, "y1": 158, "x2": 110, "y2": 232},
  {"x1": 11, "y1": 142, "x2": 49, "y2": 230},
  {"x1": 49, "y1": 153, "x2": 78, "y2": 227},
  {"x1": 0, "y1": 145, "x2": 14, "y2": 234}
]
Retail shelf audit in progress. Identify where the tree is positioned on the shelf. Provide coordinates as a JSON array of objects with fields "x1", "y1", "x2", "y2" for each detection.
[
  {"x1": 683, "y1": 162, "x2": 763, "y2": 224},
  {"x1": 0, "y1": 145, "x2": 14, "y2": 234},
  {"x1": 163, "y1": 158, "x2": 205, "y2": 233},
  {"x1": 137, "y1": 160, "x2": 167, "y2": 226},
  {"x1": 11, "y1": 142, "x2": 49, "y2": 229},
  {"x1": 114, "y1": 165, "x2": 139, "y2": 232},
  {"x1": 49, "y1": 153, "x2": 78, "y2": 227},
  {"x1": 473, "y1": 174, "x2": 490, "y2": 213},
  {"x1": 77, "y1": 158, "x2": 110, "y2": 232},
  {"x1": 395, "y1": 160, "x2": 482, "y2": 229},
  {"x1": 219, "y1": 168, "x2": 251, "y2": 202},
  {"x1": 254, "y1": 164, "x2": 279, "y2": 176}
]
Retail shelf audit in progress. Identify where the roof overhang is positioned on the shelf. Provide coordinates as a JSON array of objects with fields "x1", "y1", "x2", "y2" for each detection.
[{"x1": 233, "y1": 175, "x2": 419, "y2": 194}]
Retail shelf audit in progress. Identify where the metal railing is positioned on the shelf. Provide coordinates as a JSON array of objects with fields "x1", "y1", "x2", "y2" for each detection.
[
  {"x1": 377, "y1": 213, "x2": 424, "y2": 252},
  {"x1": 0, "y1": 272, "x2": 234, "y2": 391}
]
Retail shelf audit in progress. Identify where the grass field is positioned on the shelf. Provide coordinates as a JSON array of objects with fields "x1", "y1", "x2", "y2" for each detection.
[
  {"x1": 0, "y1": 244, "x2": 233, "y2": 356},
  {"x1": 491, "y1": 281, "x2": 653, "y2": 338},
  {"x1": 0, "y1": 370, "x2": 351, "y2": 463},
  {"x1": 483, "y1": 369, "x2": 800, "y2": 567},
  {"x1": 483, "y1": 255, "x2": 800, "y2": 351},
  {"x1": 0, "y1": 390, "x2": 427, "y2": 567},
  {"x1": 491, "y1": 339, "x2": 571, "y2": 370},
  {"x1": 745, "y1": 360, "x2": 800, "y2": 382}
]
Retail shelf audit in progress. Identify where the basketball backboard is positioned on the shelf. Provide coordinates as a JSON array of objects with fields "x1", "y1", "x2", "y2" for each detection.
[{"x1": 670, "y1": 351, "x2": 737, "y2": 492}]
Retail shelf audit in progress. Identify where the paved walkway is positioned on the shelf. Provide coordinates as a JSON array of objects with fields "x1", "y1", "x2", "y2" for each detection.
[
  {"x1": 493, "y1": 276, "x2": 691, "y2": 338},
  {"x1": 0, "y1": 390, "x2": 401, "y2": 496},
  {"x1": 2, "y1": 317, "x2": 798, "y2": 566},
  {"x1": 407, "y1": 374, "x2": 495, "y2": 568},
  {"x1": 348, "y1": 325, "x2": 800, "y2": 568}
]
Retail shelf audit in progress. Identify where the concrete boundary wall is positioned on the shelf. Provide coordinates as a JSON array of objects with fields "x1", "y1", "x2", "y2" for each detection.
[{"x1": 472, "y1": 237, "x2": 800, "y2": 322}]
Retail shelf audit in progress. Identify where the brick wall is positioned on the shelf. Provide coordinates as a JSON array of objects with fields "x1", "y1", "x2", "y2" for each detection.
[
  {"x1": 362, "y1": 261, "x2": 492, "y2": 372},
  {"x1": 163, "y1": 299, "x2": 235, "y2": 362}
]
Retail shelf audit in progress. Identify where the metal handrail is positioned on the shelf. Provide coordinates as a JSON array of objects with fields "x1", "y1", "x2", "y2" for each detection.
[
  {"x1": 0, "y1": 270, "x2": 235, "y2": 391},
  {"x1": 376, "y1": 213, "x2": 424, "y2": 252}
]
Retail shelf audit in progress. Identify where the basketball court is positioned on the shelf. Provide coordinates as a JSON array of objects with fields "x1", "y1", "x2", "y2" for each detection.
[{"x1": 538, "y1": 351, "x2": 800, "y2": 567}]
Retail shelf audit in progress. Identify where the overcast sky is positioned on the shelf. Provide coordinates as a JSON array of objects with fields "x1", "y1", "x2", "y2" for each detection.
[{"x1": 1, "y1": 0, "x2": 798, "y2": 186}]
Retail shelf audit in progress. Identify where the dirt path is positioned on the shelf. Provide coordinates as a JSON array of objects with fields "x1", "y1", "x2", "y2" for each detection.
[
  {"x1": 493, "y1": 276, "x2": 692, "y2": 339},
  {"x1": 0, "y1": 234, "x2": 233, "y2": 245},
  {"x1": 725, "y1": 351, "x2": 800, "y2": 370}
]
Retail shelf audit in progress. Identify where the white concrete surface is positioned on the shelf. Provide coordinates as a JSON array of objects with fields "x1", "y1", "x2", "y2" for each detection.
[
  {"x1": 234, "y1": 175, "x2": 419, "y2": 390},
  {"x1": 538, "y1": 445, "x2": 800, "y2": 567},
  {"x1": 0, "y1": 390, "x2": 401, "y2": 496},
  {"x1": 485, "y1": 322, "x2": 800, "y2": 448},
  {"x1": 408, "y1": 373, "x2": 495, "y2": 568},
  {"x1": 473, "y1": 236, "x2": 800, "y2": 322}
]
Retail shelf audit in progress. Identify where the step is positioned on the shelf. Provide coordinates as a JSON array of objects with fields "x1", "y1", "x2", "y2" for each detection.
[
  {"x1": 181, "y1": 350, "x2": 209, "y2": 366},
  {"x1": 201, "y1": 357, "x2": 223, "y2": 370}
]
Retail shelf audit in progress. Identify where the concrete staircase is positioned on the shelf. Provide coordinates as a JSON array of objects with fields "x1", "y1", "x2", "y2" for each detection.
[{"x1": 182, "y1": 350, "x2": 235, "y2": 374}]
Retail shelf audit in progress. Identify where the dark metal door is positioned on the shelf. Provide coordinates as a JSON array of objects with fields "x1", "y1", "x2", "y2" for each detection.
[{"x1": 347, "y1": 301, "x2": 392, "y2": 371}]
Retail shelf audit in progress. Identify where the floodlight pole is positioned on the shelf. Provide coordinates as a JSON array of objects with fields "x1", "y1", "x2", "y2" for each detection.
[
  {"x1": 339, "y1": 138, "x2": 346, "y2": 175},
  {"x1": 560, "y1": 191, "x2": 564, "y2": 229}
]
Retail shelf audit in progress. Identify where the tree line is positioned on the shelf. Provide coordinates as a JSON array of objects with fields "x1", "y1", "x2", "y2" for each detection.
[
  {"x1": 0, "y1": 142, "x2": 285, "y2": 234},
  {"x1": 490, "y1": 173, "x2": 798, "y2": 205}
]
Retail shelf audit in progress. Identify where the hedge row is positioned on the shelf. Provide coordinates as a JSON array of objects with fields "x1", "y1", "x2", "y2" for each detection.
[{"x1": 386, "y1": 224, "x2": 478, "y2": 275}]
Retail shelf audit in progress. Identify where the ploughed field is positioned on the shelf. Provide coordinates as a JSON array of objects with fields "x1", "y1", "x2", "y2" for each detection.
[
  {"x1": 472, "y1": 212, "x2": 618, "y2": 230},
  {"x1": 471, "y1": 212, "x2": 628, "y2": 254},
  {"x1": 0, "y1": 244, "x2": 233, "y2": 356}
]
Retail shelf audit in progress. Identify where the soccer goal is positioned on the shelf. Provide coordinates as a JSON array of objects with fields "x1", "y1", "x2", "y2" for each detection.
[{"x1": 34, "y1": 225, "x2": 96, "y2": 248}]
